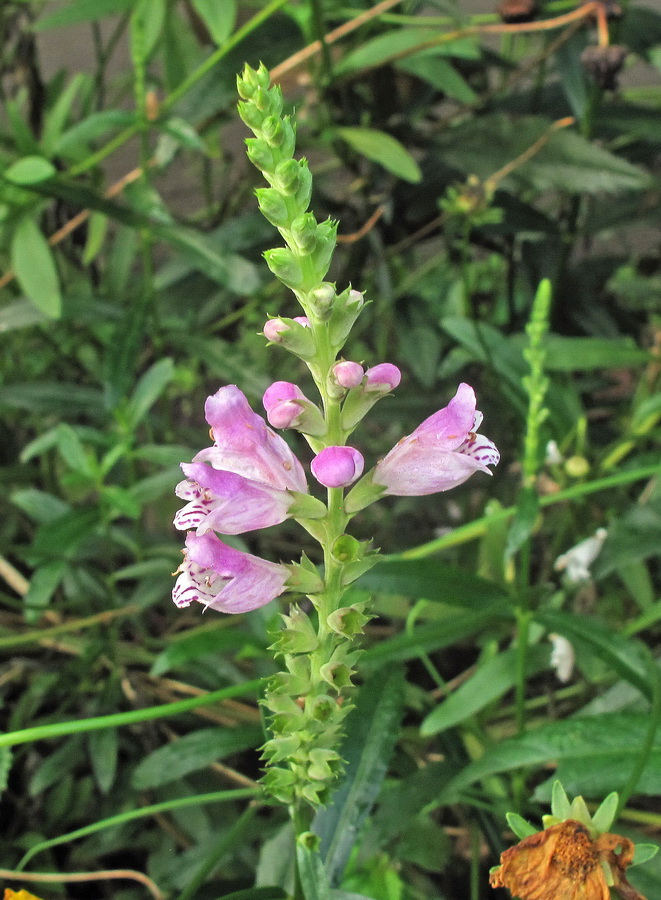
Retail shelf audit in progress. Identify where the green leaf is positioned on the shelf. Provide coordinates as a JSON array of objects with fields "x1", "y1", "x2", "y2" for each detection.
[
  {"x1": 361, "y1": 603, "x2": 510, "y2": 668},
  {"x1": 157, "y1": 225, "x2": 260, "y2": 294},
  {"x1": 0, "y1": 382, "x2": 104, "y2": 416},
  {"x1": 336, "y1": 27, "x2": 479, "y2": 76},
  {"x1": 420, "y1": 645, "x2": 550, "y2": 736},
  {"x1": 506, "y1": 812, "x2": 538, "y2": 840},
  {"x1": 54, "y1": 110, "x2": 136, "y2": 158},
  {"x1": 434, "y1": 114, "x2": 650, "y2": 194},
  {"x1": 632, "y1": 844, "x2": 660, "y2": 866},
  {"x1": 0, "y1": 748, "x2": 11, "y2": 795},
  {"x1": 88, "y1": 728, "x2": 118, "y2": 794},
  {"x1": 190, "y1": 0, "x2": 236, "y2": 45},
  {"x1": 11, "y1": 218, "x2": 62, "y2": 318},
  {"x1": 131, "y1": 0, "x2": 166, "y2": 64},
  {"x1": 132, "y1": 726, "x2": 263, "y2": 789},
  {"x1": 4, "y1": 156, "x2": 56, "y2": 185},
  {"x1": 217, "y1": 890, "x2": 287, "y2": 900},
  {"x1": 591, "y1": 791, "x2": 619, "y2": 833},
  {"x1": 0, "y1": 299, "x2": 47, "y2": 332},
  {"x1": 56, "y1": 424, "x2": 93, "y2": 475},
  {"x1": 83, "y1": 212, "x2": 109, "y2": 265},
  {"x1": 151, "y1": 626, "x2": 261, "y2": 677},
  {"x1": 505, "y1": 490, "x2": 539, "y2": 560},
  {"x1": 536, "y1": 609, "x2": 651, "y2": 699},
  {"x1": 296, "y1": 836, "x2": 331, "y2": 900},
  {"x1": 355, "y1": 559, "x2": 510, "y2": 610},
  {"x1": 24, "y1": 562, "x2": 67, "y2": 621},
  {"x1": 336, "y1": 127, "x2": 421, "y2": 183},
  {"x1": 396, "y1": 55, "x2": 478, "y2": 104},
  {"x1": 315, "y1": 667, "x2": 406, "y2": 886},
  {"x1": 593, "y1": 500, "x2": 661, "y2": 578},
  {"x1": 29, "y1": 736, "x2": 83, "y2": 795},
  {"x1": 438, "y1": 713, "x2": 661, "y2": 803},
  {"x1": 34, "y1": 0, "x2": 134, "y2": 29},
  {"x1": 126, "y1": 358, "x2": 175, "y2": 429},
  {"x1": 541, "y1": 336, "x2": 650, "y2": 371}
]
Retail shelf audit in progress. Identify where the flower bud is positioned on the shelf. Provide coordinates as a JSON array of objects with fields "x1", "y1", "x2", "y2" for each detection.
[
  {"x1": 290, "y1": 213, "x2": 318, "y2": 253},
  {"x1": 365, "y1": 363, "x2": 401, "y2": 392},
  {"x1": 309, "y1": 283, "x2": 335, "y2": 318},
  {"x1": 256, "y1": 187, "x2": 289, "y2": 227},
  {"x1": 263, "y1": 316, "x2": 315, "y2": 359},
  {"x1": 328, "y1": 287, "x2": 365, "y2": 349},
  {"x1": 263, "y1": 381, "x2": 326, "y2": 435},
  {"x1": 311, "y1": 446, "x2": 364, "y2": 488},
  {"x1": 237, "y1": 100, "x2": 263, "y2": 131},
  {"x1": 262, "y1": 115, "x2": 295, "y2": 155},
  {"x1": 236, "y1": 62, "x2": 270, "y2": 100},
  {"x1": 311, "y1": 218, "x2": 338, "y2": 278},
  {"x1": 264, "y1": 247, "x2": 305, "y2": 289},
  {"x1": 341, "y1": 361, "x2": 400, "y2": 430},
  {"x1": 331, "y1": 361, "x2": 364, "y2": 389},
  {"x1": 246, "y1": 137, "x2": 275, "y2": 172}
]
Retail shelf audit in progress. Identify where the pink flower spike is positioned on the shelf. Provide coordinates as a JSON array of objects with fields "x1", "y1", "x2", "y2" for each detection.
[
  {"x1": 199, "y1": 385, "x2": 307, "y2": 492},
  {"x1": 311, "y1": 446, "x2": 364, "y2": 488},
  {"x1": 372, "y1": 383, "x2": 499, "y2": 496},
  {"x1": 332, "y1": 361, "x2": 364, "y2": 389},
  {"x1": 173, "y1": 532, "x2": 289, "y2": 614},
  {"x1": 365, "y1": 363, "x2": 401, "y2": 393}
]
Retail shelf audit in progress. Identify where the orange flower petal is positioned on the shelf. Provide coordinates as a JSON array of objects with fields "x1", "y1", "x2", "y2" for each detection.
[{"x1": 490, "y1": 820, "x2": 610, "y2": 900}]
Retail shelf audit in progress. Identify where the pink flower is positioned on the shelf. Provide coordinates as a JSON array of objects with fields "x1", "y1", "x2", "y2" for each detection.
[
  {"x1": 196, "y1": 385, "x2": 307, "y2": 492},
  {"x1": 174, "y1": 464, "x2": 296, "y2": 535},
  {"x1": 173, "y1": 532, "x2": 289, "y2": 614},
  {"x1": 372, "y1": 383, "x2": 499, "y2": 496},
  {"x1": 311, "y1": 446, "x2": 365, "y2": 488},
  {"x1": 174, "y1": 385, "x2": 307, "y2": 535}
]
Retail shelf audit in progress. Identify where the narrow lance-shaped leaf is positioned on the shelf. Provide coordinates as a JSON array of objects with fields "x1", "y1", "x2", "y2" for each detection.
[{"x1": 11, "y1": 218, "x2": 62, "y2": 318}]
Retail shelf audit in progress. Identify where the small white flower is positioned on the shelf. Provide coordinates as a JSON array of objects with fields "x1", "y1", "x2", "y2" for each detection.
[
  {"x1": 545, "y1": 440, "x2": 563, "y2": 465},
  {"x1": 549, "y1": 633, "x2": 575, "y2": 683},
  {"x1": 554, "y1": 527, "x2": 607, "y2": 584}
]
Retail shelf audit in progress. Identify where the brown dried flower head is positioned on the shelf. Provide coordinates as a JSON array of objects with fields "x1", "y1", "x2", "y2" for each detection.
[{"x1": 489, "y1": 819, "x2": 647, "y2": 900}]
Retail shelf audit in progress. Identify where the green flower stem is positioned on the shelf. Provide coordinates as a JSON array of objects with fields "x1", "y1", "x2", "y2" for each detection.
[
  {"x1": 398, "y1": 463, "x2": 661, "y2": 559},
  {"x1": 0, "y1": 679, "x2": 265, "y2": 748},
  {"x1": 17, "y1": 788, "x2": 258, "y2": 871}
]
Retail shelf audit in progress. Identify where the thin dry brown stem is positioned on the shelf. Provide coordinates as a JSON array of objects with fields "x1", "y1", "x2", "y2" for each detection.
[
  {"x1": 484, "y1": 115, "x2": 576, "y2": 191},
  {"x1": 0, "y1": 556, "x2": 29, "y2": 596},
  {"x1": 337, "y1": 205, "x2": 386, "y2": 244},
  {"x1": 0, "y1": 165, "x2": 149, "y2": 292},
  {"x1": 270, "y1": 0, "x2": 408, "y2": 82},
  {"x1": 0, "y1": 867, "x2": 164, "y2": 900}
]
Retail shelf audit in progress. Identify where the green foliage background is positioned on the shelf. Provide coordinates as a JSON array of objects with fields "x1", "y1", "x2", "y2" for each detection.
[{"x1": 0, "y1": 0, "x2": 661, "y2": 898}]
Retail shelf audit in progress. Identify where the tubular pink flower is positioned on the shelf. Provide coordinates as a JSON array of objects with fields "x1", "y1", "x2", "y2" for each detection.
[
  {"x1": 332, "y1": 361, "x2": 364, "y2": 389},
  {"x1": 372, "y1": 383, "x2": 499, "y2": 496},
  {"x1": 174, "y1": 464, "x2": 295, "y2": 535},
  {"x1": 365, "y1": 363, "x2": 401, "y2": 393},
  {"x1": 173, "y1": 532, "x2": 289, "y2": 614},
  {"x1": 197, "y1": 385, "x2": 307, "y2": 492},
  {"x1": 311, "y1": 446, "x2": 365, "y2": 488}
]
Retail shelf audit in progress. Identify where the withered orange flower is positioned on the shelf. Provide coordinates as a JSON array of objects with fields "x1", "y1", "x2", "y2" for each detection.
[
  {"x1": 490, "y1": 819, "x2": 648, "y2": 900},
  {"x1": 4, "y1": 890, "x2": 46, "y2": 900}
]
